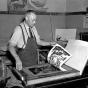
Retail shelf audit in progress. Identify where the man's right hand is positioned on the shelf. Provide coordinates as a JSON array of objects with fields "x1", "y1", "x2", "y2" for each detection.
[
  {"x1": 16, "y1": 59, "x2": 22, "y2": 71},
  {"x1": 8, "y1": 44, "x2": 22, "y2": 70}
]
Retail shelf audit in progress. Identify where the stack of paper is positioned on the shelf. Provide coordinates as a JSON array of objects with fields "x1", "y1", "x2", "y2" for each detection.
[{"x1": 65, "y1": 39, "x2": 88, "y2": 75}]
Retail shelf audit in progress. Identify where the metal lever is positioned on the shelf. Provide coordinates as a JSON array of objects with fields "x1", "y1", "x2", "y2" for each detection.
[{"x1": 8, "y1": 66, "x2": 27, "y2": 86}]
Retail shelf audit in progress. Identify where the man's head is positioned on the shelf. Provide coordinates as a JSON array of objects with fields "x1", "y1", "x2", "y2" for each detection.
[{"x1": 25, "y1": 10, "x2": 37, "y2": 27}]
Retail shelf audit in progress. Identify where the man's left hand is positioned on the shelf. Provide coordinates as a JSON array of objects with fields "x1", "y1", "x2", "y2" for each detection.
[{"x1": 50, "y1": 42, "x2": 56, "y2": 46}]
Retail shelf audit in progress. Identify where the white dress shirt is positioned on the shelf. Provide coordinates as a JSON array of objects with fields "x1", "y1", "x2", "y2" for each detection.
[{"x1": 9, "y1": 21, "x2": 40, "y2": 48}]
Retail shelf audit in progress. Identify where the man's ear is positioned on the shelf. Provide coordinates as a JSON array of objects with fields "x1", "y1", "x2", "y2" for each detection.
[{"x1": 25, "y1": 16, "x2": 28, "y2": 21}]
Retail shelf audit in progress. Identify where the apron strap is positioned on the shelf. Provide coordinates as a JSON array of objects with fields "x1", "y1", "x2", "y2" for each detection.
[
  {"x1": 23, "y1": 23, "x2": 36, "y2": 41},
  {"x1": 19, "y1": 25, "x2": 26, "y2": 48}
]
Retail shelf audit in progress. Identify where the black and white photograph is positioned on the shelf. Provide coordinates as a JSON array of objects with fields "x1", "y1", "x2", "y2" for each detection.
[{"x1": 1, "y1": 0, "x2": 88, "y2": 88}]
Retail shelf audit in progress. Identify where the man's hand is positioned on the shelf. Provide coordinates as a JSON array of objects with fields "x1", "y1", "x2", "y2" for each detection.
[
  {"x1": 50, "y1": 42, "x2": 56, "y2": 46},
  {"x1": 16, "y1": 59, "x2": 22, "y2": 71}
]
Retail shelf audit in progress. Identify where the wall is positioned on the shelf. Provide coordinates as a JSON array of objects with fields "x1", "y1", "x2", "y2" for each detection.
[
  {"x1": 35, "y1": 15, "x2": 52, "y2": 42},
  {"x1": 0, "y1": 0, "x2": 88, "y2": 12},
  {"x1": 82, "y1": 0, "x2": 88, "y2": 11},
  {"x1": 0, "y1": 14, "x2": 24, "y2": 46},
  {"x1": 0, "y1": 14, "x2": 65, "y2": 47},
  {"x1": 0, "y1": 0, "x2": 88, "y2": 47},
  {"x1": 65, "y1": 14, "x2": 88, "y2": 39},
  {"x1": 66, "y1": 0, "x2": 88, "y2": 12},
  {"x1": 66, "y1": 0, "x2": 83, "y2": 12},
  {"x1": 0, "y1": 0, "x2": 7, "y2": 11},
  {"x1": 51, "y1": 15, "x2": 65, "y2": 40},
  {"x1": 0, "y1": 13, "x2": 87, "y2": 47}
]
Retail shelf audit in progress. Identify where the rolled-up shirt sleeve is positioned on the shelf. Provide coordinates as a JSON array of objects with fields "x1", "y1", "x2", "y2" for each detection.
[{"x1": 9, "y1": 26, "x2": 22, "y2": 46}]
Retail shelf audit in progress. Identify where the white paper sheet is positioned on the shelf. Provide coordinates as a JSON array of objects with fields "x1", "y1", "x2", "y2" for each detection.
[
  {"x1": 65, "y1": 39, "x2": 88, "y2": 75},
  {"x1": 47, "y1": 44, "x2": 72, "y2": 71},
  {"x1": 55, "y1": 29, "x2": 76, "y2": 41}
]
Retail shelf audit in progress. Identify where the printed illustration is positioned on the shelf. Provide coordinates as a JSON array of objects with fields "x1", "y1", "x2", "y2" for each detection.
[
  {"x1": 7, "y1": 0, "x2": 66, "y2": 12},
  {"x1": 7, "y1": 0, "x2": 27, "y2": 11},
  {"x1": 47, "y1": 44, "x2": 72, "y2": 70}
]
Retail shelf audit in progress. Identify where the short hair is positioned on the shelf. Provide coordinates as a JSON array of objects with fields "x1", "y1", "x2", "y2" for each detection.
[{"x1": 25, "y1": 10, "x2": 36, "y2": 16}]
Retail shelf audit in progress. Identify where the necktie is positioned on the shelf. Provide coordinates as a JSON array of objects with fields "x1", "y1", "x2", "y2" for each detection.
[
  {"x1": 29, "y1": 27, "x2": 33, "y2": 38},
  {"x1": 29, "y1": 27, "x2": 36, "y2": 41}
]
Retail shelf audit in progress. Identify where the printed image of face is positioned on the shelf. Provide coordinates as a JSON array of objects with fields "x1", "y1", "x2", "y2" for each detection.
[{"x1": 26, "y1": 13, "x2": 37, "y2": 27}]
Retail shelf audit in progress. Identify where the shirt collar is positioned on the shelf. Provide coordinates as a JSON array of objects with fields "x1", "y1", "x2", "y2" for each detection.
[
  {"x1": 23, "y1": 21, "x2": 33, "y2": 29},
  {"x1": 23, "y1": 21, "x2": 34, "y2": 37},
  {"x1": 23, "y1": 21, "x2": 30, "y2": 36},
  {"x1": 23, "y1": 21, "x2": 29, "y2": 29}
]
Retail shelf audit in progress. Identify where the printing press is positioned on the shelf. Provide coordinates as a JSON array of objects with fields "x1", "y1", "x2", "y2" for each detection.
[
  {"x1": 1, "y1": 39, "x2": 88, "y2": 88},
  {"x1": 7, "y1": 40, "x2": 88, "y2": 88}
]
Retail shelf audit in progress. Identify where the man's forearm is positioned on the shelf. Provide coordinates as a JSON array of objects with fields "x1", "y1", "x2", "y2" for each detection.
[
  {"x1": 8, "y1": 44, "x2": 22, "y2": 70},
  {"x1": 8, "y1": 44, "x2": 20, "y2": 61},
  {"x1": 38, "y1": 40, "x2": 51, "y2": 46}
]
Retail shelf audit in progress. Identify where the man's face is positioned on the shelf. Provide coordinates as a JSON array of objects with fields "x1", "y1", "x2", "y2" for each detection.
[{"x1": 26, "y1": 13, "x2": 37, "y2": 27}]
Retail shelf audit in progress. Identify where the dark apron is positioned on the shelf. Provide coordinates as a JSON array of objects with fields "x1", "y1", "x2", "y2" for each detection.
[{"x1": 17, "y1": 24, "x2": 38, "y2": 67}]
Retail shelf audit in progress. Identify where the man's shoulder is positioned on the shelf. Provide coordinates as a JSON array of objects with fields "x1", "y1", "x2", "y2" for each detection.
[
  {"x1": 15, "y1": 22, "x2": 24, "y2": 30},
  {"x1": 20, "y1": 22, "x2": 24, "y2": 26},
  {"x1": 14, "y1": 24, "x2": 22, "y2": 34}
]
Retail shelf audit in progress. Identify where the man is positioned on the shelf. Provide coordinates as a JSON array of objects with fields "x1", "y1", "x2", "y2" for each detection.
[{"x1": 8, "y1": 10, "x2": 55, "y2": 71}]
